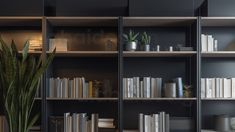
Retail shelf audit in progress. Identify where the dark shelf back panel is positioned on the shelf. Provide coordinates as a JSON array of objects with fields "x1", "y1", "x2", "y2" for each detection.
[
  {"x1": 45, "y1": 0, "x2": 128, "y2": 16},
  {"x1": 48, "y1": 27, "x2": 117, "y2": 51},
  {"x1": 202, "y1": 58, "x2": 235, "y2": 78},
  {"x1": 0, "y1": 0, "x2": 43, "y2": 16},
  {"x1": 123, "y1": 101, "x2": 197, "y2": 129},
  {"x1": 124, "y1": 26, "x2": 197, "y2": 50},
  {"x1": 201, "y1": 101, "x2": 235, "y2": 129},
  {"x1": 202, "y1": 27, "x2": 235, "y2": 51},
  {"x1": 0, "y1": 28, "x2": 42, "y2": 51}
]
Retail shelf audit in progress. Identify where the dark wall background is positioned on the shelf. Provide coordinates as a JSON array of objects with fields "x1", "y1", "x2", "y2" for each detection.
[{"x1": 0, "y1": 0, "x2": 205, "y2": 16}]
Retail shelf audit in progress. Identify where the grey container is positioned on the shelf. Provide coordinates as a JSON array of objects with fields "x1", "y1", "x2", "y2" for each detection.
[
  {"x1": 215, "y1": 115, "x2": 231, "y2": 132},
  {"x1": 164, "y1": 83, "x2": 177, "y2": 98}
]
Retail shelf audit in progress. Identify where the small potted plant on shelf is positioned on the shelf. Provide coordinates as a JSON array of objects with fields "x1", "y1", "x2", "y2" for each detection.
[
  {"x1": 141, "y1": 32, "x2": 151, "y2": 51},
  {"x1": 0, "y1": 37, "x2": 55, "y2": 132},
  {"x1": 123, "y1": 30, "x2": 139, "y2": 51}
]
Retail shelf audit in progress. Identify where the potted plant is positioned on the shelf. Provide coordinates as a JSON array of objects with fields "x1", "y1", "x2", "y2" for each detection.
[
  {"x1": 123, "y1": 30, "x2": 139, "y2": 51},
  {"x1": 141, "y1": 32, "x2": 151, "y2": 51},
  {"x1": 0, "y1": 37, "x2": 55, "y2": 132}
]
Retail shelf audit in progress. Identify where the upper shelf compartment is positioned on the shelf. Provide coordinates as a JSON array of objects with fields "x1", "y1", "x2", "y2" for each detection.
[
  {"x1": 123, "y1": 17, "x2": 197, "y2": 27},
  {"x1": 46, "y1": 17, "x2": 118, "y2": 27},
  {"x1": 201, "y1": 17, "x2": 235, "y2": 27},
  {"x1": 0, "y1": 17, "x2": 42, "y2": 27}
]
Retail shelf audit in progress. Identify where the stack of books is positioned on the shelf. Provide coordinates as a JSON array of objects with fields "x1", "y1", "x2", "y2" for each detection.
[
  {"x1": 123, "y1": 77, "x2": 162, "y2": 98},
  {"x1": 98, "y1": 118, "x2": 115, "y2": 128},
  {"x1": 29, "y1": 39, "x2": 42, "y2": 51},
  {"x1": 49, "y1": 38, "x2": 68, "y2": 51},
  {"x1": 123, "y1": 77, "x2": 184, "y2": 98},
  {"x1": 201, "y1": 34, "x2": 218, "y2": 52},
  {"x1": 64, "y1": 113, "x2": 99, "y2": 132},
  {"x1": 139, "y1": 112, "x2": 170, "y2": 132},
  {"x1": 48, "y1": 77, "x2": 94, "y2": 98},
  {"x1": 0, "y1": 116, "x2": 8, "y2": 132},
  {"x1": 201, "y1": 78, "x2": 235, "y2": 98}
]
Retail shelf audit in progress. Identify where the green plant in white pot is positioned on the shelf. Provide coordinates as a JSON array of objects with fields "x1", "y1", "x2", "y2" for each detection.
[
  {"x1": 123, "y1": 30, "x2": 139, "y2": 51},
  {"x1": 141, "y1": 32, "x2": 151, "y2": 51},
  {"x1": 0, "y1": 37, "x2": 55, "y2": 132}
]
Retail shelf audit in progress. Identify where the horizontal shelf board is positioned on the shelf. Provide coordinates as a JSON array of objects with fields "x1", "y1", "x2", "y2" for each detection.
[
  {"x1": 201, "y1": 51, "x2": 235, "y2": 57},
  {"x1": 46, "y1": 98, "x2": 118, "y2": 101},
  {"x1": 202, "y1": 98, "x2": 235, "y2": 101},
  {"x1": 46, "y1": 17, "x2": 118, "y2": 27},
  {"x1": 201, "y1": 17, "x2": 235, "y2": 27},
  {"x1": 124, "y1": 98, "x2": 197, "y2": 101},
  {"x1": 0, "y1": 17, "x2": 42, "y2": 26},
  {"x1": 123, "y1": 17, "x2": 197, "y2": 27},
  {"x1": 19, "y1": 51, "x2": 42, "y2": 55},
  {"x1": 46, "y1": 51, "x2": 118, "y2": 57},
  {"x1": 123, "y1": 51, "x2": 197, "y2": 57}
]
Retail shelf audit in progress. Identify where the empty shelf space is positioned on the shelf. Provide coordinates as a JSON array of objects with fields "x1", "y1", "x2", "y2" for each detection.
[
  {"x1": 201, "y1": 17, "x2": 235, "y2": 27},
  {"x1": 123, "y1": 17, "x2": 197, "y2": 27}
]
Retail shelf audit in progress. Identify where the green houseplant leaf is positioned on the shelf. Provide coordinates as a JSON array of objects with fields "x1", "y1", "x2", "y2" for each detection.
[{"x1": 0, "y1": 37, "x2": 55, "y2": 132}]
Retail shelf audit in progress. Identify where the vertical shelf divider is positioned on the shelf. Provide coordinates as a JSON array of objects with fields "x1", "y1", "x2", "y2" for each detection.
[
  {"x1": 118, "y1": 16, "x2": 124, "y2": 132},
  {"x1": 197, "y1": 16, "x2": 202, "y2": 132}
]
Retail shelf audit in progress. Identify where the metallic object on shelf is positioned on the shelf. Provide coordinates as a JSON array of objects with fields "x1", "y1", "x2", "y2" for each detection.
[
  {"x1": 215, "y1": 114, "x2": 231, "y2": 132},
  {"x1": 125, "y1": 41, "x2": 137, "y2": 51},
  {"x1": 164, "y1": 82, "x2": 177, "y2": 98},
  {"x1": 144, "y1": 44, "x2": 150, "y2": 51},
  {"x1": 169, "y1": 46, "x2": 173, "y2": 52}
]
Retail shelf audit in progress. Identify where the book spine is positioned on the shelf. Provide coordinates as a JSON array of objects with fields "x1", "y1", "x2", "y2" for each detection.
[
  {"x1": 156, "y1": 78, "x2": 162, "y2": 98},
  {"x1": 151, "y1": 78, "x2": 156, "y2": 98},
  {"x1": 219, "y1": 78, "x2": 223, "y2": 98},
  {"x1": 232, "y1": 78, "x2": 235, "y2": 98},
  {"x1": 201, "y1": 78, "x2": 206, "y2": 98},
  {"x1": 201, "y1": 34, "x2": 207, "y2": 52},
  {"x1": 207, "y1": 35, "x2": 214, "y2": 52},
  {"x1": 139, "y1": 113, "x2": 144, "y2": 132},
  {"x1": 215, "y1": 78, "x2": 220, "y2": 98},
  {"x1": 136, "y1": 77, "x2": 140, "y2": 98},
  {"x1": 211, "y1": 78, "x2": 216, "y2": 98}
]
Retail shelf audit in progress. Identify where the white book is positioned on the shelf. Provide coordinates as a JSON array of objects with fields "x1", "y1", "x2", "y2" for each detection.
[
  {"x1": 49, "y1": 78, "x2": 54, "y2": 98},
  {"x1": 136, "y1": 77, "x2": 140, "y2": 98},
  {"x1": 211, "y1": 78, "x2": 216, "y2": 98},
  {"x1": 130, "y1": 78, "x2": 134, "y2": 98},
  {"x1": 127, "y1": 78, "x2": 131, "y2": 98},
  {"x1": 207, "y1": 35, "x2": 214, "y2": 52},
  {"x1": 123, "y1": 78, "x2": 127, "y2": 98},
  {"x1": 224, "y1": 78, "x2": 232, "y2": 98},
  {"x1": 232, "y1": 78, "x2": 235, "y2": 98},
  {"x1": 144, "y1": 77, "x2": 151, "y2": 98},
  {"x1": 139, "y1": 113, "x2": 144, "y2": 132},
  {"x1": 144, "y1": 115, "x2": 151, "y2": 132},
  {"x1": 215, "y1": 78, "x2": 220, "y2": 98},
  {"x1": 201, "y1": 78, "x2": 206, "y2": 98},
  {"x1": 133, "y1": 77, "x2": 138, "y2": 98},
  {"x1": 201, "y1": 34, "x2": 207, "y2": 52},
  {"x1": 206, "y1": 78, "x2": 213, "y2": 98},
  {"x1": 214, "y1": 39, "x2": 218, "y2": 51},
  {"x1": 140, "y1": 81, "x2": 144, "y2": 98},
  {"x1": 153, "y1": 114, "x2": 159, "y2": 132},
  {"x1": 219, "y1": 78, "x2": 223, "y2": 98},
  {"x1": 151, "y1": 78, "x2": 157, "y2": 98}
]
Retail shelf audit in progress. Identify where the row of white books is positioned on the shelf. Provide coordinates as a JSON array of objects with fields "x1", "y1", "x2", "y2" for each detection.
[
  {"x1": 139, "y1": 112, "x2": 169, "y2": 132},
  {"x1": 123, "y1": 77, "x2": 184, "y2": 98},
  {"x1": 201, "y1": 78, "x2": 235, "y2": 98},
  {"x1": 48, "y1": 77, "x2": 94, "y2": 98},
  {"x1": 0, "y1": 116, "x2": 8, "y2": 132},
  {"x1": 201, "y1": 34, "x2": 218, "y2": 52},
  {"x1": 64, "y1": 113, "x2": 115, "y2": 132}
]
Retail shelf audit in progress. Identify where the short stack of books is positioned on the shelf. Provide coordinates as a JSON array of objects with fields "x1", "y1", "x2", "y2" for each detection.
[
  {"x1": 201, "y1": 34, "x2": 218, "y2": 52},
  {"x1": 48, "y1": 77, "x2": 93, "y2": 98},
  {"x1": 29, "y1": 39, "x2": 42, "y2": 51},
  {"x1": 64, "y1": 113, "x2": 99, "y2": 132},
  {"x1": 139, "y1": 112, "x2": 170, "y2": 132},
  {"x1": 201, "y1": 78, "x2": 235, "y2": 98},
  {"x1": 123, "y1": 77, "x2": 185, "y2": 98}
]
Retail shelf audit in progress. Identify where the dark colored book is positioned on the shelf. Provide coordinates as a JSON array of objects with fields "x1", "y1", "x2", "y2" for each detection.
[{"x1": 49, "y1": 116, "x2": 64, "y2": 132}]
